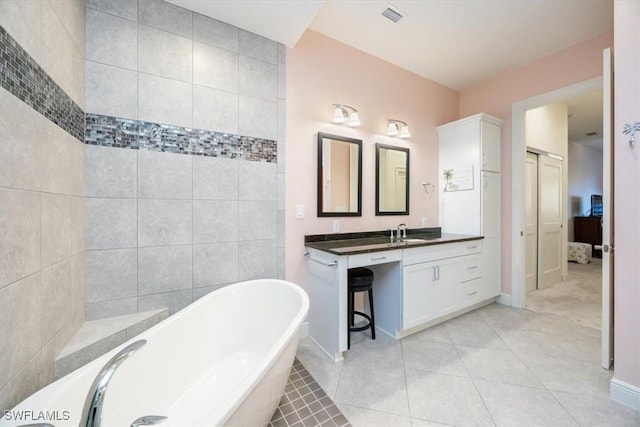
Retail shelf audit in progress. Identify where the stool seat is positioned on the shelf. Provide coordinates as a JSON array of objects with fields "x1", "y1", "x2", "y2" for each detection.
[
  {"x1": 347, "y1": 267, "x2": 375, "y2": 349},
  {"x1": 348, "y1": 267, "x2": 374, "y2": 289}
]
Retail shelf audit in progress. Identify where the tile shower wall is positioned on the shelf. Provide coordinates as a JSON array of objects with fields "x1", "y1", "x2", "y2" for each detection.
[
  {"x1": 0, "y1": 0, "x2": 86, "y2": 412},
  {"x1": 84, "y1": 0, "x2": 286, "y2": 319}
]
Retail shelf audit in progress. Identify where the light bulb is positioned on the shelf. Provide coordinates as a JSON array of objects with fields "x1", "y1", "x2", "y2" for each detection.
[
  {"x1": 331, "y1": 107, "x2": 345, "y2": 124},
  {"x1": 386, "y1": 122, "x2": 399, "y2": 136},
  {"x1": 398, "y1": 125, "x2": 411, "y2": 138},
  {"x1": 347, "y1": 112, "x2": 361, "y2": 127}
]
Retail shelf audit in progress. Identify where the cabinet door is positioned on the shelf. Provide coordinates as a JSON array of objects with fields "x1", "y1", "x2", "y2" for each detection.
[
  {"x1": 402, "y1": 262, "x2": 436, "y2": 329},
  {"x1": 481, "y1": 173, "x2": 501, "y2": 299},
  {"x1": 434, "y1": 258, "x2": 461, "y2": 316},
  {"x1": 481, "y1": 121, "x2": 501, "y2": 172}
]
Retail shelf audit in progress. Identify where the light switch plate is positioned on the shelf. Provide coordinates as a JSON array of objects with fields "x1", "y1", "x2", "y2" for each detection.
[{"x1": 295, "y1": 204, "x2": 305, "y2": 219}]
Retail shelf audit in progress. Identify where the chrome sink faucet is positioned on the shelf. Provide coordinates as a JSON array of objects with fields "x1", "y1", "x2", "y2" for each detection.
[
  {"x1": 397, "y1": 223, "x2": 407, "y2": 242},
  {"x1": 80, "y1": 340, "x2": 154, "y2": 427}
]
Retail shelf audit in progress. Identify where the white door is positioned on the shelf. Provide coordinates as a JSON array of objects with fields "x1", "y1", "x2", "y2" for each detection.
[
  {"x1": 525, "y1": 152, "x2": 539, "y2": 292},
  {"x1": 601, "y1": 47, "x2": 614, "y2": 369},
  {"x1": 538, "y1": 155, "x2": 563, "y2": 289}
]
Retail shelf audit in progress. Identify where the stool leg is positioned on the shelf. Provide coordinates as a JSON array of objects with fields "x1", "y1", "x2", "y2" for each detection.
[
  {"x1": 368, "y1": 288, "x2": 375, "y2": 340},
  {"x1": 350, "y1": 292, "x2": 355, "y2": 327},
  {"x1": 347, "y1": 290, "x2": 352, "y2": 350}
]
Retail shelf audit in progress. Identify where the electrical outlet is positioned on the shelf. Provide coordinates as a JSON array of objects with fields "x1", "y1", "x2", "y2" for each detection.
[
  {"x1": 421, "y1": 216, "x2": 428, "y2": 227},
  {"x1": 295, "y1": 204, "x2": 305, "y2": 219},
  {"x1": 333, "y1": 220, "x2": 340, "y2": 232}
]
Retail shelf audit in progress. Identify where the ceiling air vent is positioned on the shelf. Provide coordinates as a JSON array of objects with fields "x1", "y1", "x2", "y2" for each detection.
[{"x1": 382, "y1": 5, "x2": 404, "y2": 23}]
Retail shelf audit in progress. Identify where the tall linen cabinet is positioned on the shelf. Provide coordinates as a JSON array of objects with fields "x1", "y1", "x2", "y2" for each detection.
[{"x1": 437, "y1": 113, "x2": 503, "y2": 300}]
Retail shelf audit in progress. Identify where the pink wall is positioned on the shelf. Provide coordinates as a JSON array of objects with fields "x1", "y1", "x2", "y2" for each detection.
[
  {"x1": 285, "y1": 30, "x2": 459, "y2": 285},
  {"x1": 613, "y1": 0, "x2": 640, "y2": 390},
  {"x1": 459, "y1": 31, "x2": 613, "y2": 294}
]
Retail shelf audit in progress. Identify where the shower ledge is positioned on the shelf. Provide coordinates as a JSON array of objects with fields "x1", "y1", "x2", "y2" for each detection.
[{"x1": 54, "y1": 308, "x2": 169, "y2": 379}]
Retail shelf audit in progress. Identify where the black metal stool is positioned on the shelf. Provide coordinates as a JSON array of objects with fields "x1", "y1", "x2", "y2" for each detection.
[{"x1": 347, "y1": 267, "x2": 375, "y2": 349}]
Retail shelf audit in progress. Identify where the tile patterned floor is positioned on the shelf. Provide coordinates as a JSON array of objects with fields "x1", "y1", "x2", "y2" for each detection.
[
  {"x1": 270, "y1": 358, "x2": 351, "y2": 427},
  {"x1": 295, "y1": 303, "x2": 640, "y2": 427}
]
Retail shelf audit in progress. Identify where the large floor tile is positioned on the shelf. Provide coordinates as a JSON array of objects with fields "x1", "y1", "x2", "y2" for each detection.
[
  {"x1": 443, "y1": 310, "x2": 488, "y2": 327},
  {"x1": 338, "y1": 404, "x2": 412, "y2": 427},
  {"x1": 552, "y1": 390, "x2": 640, "y2": 426},
  {"x1": 521, "y1": 310, "x2": 601, "y2": 339},
  {"x1": 518, "y1": 352, "x2": 612, "y2": 397},
  {"x1": 402, "y1": 340, "x2": 468, "y2": 377},
  {"x1": 335, "y1": 364, "x2": 409, "y2": 416},
  {"x1": 475, "y1": 379, "x2": 577, "y2": 426},
  {"x1": 457, "y1": 345, "x2": 542, "y2": 388},
  {"x1": 410, "y1": 418, "x2": 455, "y2": 427},
  {"x1": 405, "y1": 369, "x2": 493, "y2": 426},
  {"x1": 344, "y1": 330, "x2": 404, "y2": 370},
  {"x1": 445, "y1": 322, "x2": 508, "y2": 350},
  {"x1": 477, "y1": 303, "x2": 539, "y2": 330},
  {"x1": 402, "y1": 323, "x2": 452, "y2": 345}
]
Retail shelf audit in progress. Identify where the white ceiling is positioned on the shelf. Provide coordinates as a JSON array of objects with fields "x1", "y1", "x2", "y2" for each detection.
[
  {"x1": 169, "y1": 0, "x2": 609, "y2": 148},
  {"x1": 169, "y1": 0, "x2": 613, "y2": 91},
  {"x1": 165, "y1": 0, "x2": 325, "y2": 47},
  {"x1": 566, "y1": 90, "x2": 604, "y2": 152}
]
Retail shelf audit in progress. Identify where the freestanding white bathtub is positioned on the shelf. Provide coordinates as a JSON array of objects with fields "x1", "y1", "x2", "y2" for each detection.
[{"x1": 1, "y1": 279, "x2": 309, "y2": 427}]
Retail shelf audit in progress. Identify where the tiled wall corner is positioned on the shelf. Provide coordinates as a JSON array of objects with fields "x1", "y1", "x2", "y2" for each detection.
[
  {"x1": 83, "y1": 0, "x2": 286, "y2": 317},
  {"x1": 277, "y1": 45, "x2": 286, "y2": 279},
  {"x1": 0, "y1": 0, "x2": 86, "y2": 412}
]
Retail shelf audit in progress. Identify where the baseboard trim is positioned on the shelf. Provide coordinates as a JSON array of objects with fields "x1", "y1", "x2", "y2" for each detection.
[
  {"x1": 496, "y1": 293, "x2": 512, "y2": 306},
  {"x1": 300, "y1": 321, "x2": 309, "y2": 339},
  {"x1": 611, "y1": 377, "x2": 640, "y2": 410}
]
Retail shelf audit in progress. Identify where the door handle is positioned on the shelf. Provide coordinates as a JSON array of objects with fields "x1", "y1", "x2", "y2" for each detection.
[{"x1": 595, "y1": 244, "x2": 613, "y2": 253}]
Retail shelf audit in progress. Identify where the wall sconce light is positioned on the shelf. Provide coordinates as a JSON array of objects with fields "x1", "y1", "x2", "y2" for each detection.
[
  {"x1": 331, "y1": 104, "x2": 361, "y2": 127},
  {"x1": 386, "y1": 119, "x2": 411, "y2": 138}
]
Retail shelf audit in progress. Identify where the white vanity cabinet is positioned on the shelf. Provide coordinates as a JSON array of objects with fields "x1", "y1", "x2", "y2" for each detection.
[
  {"x1": 304, "y1": 236, "x2": 490, "y2": 361},
  {"x1": 402, "y1": 241, "x2": 482, "y2": 331}
]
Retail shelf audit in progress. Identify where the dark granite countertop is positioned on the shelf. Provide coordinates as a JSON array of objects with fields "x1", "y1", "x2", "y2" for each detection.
[{"x1": 305, "y1": 228, "x2": 483, "y2": 256}]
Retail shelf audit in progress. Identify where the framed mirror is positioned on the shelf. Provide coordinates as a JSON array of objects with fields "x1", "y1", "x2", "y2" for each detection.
[
  {"x1": 376, "y1": 143, "x2": 410, "y2": 215},
  {"x1": 317, "y1": 132, "x2": 362, "y2": 217}
]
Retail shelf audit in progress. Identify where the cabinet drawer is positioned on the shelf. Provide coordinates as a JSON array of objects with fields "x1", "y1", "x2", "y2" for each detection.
[
  {"x1": 459, "y1": 254, "x2": 482, "y2": 282},
  {"x1": 349, "y1": 249, "x2": 402, "y2": 268},
  {"x1": 462, "y1": 279, "x2": 482, "y2": 304},
  {"x1": 460, "y1": 240, "x2": 482, "y2": 255},
  {"x1": 403, "y1": 242, "x2": 463, "y2": 265}
]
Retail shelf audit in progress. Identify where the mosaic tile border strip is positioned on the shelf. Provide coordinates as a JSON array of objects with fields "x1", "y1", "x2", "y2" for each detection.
[
  {"x1": 85, "y1": 113, "x2": 277, "y2": 162},
  {"x1": 0, "y1": 25, "x2": 84, "y2": 142},
  {"x1": 270, "y1": 358, "x2": 350, "y2": 427}
]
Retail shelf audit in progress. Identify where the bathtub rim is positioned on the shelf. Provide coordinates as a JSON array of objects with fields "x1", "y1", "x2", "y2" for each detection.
[
  {"x1": 2, "y1": 279, "x2": 310, "y2": 427},
  {"x1": 199, "y1": 279, "x2": 310, "y2": 425}
]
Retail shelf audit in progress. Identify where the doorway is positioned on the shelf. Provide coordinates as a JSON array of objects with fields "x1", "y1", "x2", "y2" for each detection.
[{"x1": 511, "y1": 71, "x2": 613, "y2": 369}]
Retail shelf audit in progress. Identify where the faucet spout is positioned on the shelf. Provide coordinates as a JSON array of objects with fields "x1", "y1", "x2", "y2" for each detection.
[
  {"x1": 397, "y1": 223, "x2": 407, "y2": 242},
  {"x1": 80, "y1": 340, "x2": 147, "y2": 427}
]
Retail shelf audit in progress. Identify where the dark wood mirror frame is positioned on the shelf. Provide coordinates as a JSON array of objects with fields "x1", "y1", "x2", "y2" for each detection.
[
  {"x1": 317, "y1": 132, "x2": 363, "y2": 217},
  {"x1": 375, "y1": 143, "x2": 410, "y2": 216}
]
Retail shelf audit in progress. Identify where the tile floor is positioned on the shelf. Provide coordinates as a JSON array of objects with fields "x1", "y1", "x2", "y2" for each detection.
[
  {"x1": 270, "y1": 358, "x2": 351, "y2": 427},
  {"x1": 296, "y1": 303, "x2": 640, "y2": 426}
]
